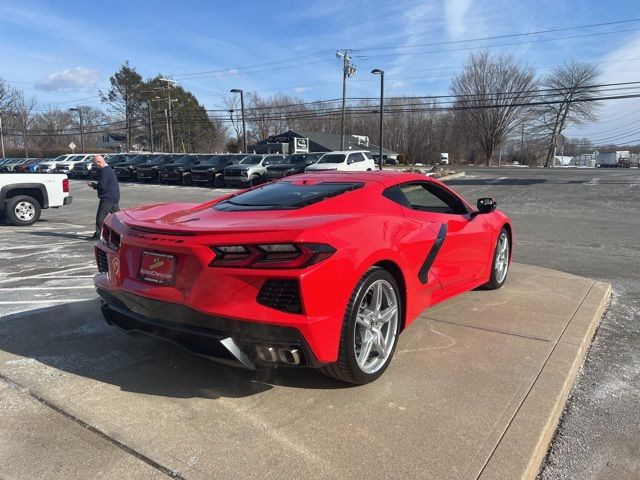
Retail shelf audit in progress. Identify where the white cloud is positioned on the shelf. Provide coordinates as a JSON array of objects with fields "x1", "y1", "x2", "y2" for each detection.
[
  {"x1": 35, "y1": 67, "x2": 101, "y2": 91},
  {"x1": 294, "y1": 86, "x2": 310, "y2": 93},
  {"x1": 444, "y1": 0, "x2": 473, "y2": 39},
  {"x1": 390, "y1": 81, "x2": 410, "y2": 89}
]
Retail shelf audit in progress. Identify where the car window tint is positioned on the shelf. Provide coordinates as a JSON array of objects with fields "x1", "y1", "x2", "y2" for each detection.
[
  {"x1": 318, "y1": 154, "x2": 346, "y2": 164},
  {"x1": 395, "y1": 182, "x2": 467, "y2": 214},
  {"x1": 349, "y1": 153, "x2": 365, "y2": 162},
  {"x1": 215, "y1": 182, "x2": 364, "y2": 211}
]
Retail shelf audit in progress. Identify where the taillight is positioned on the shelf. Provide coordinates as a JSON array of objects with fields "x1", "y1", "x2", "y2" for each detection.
[
  {"x1": 62, "y1": 178, "x2": 69, "y2": 193},
  {"x1": 209, "y1": 243, "x2": 335, "y2": 269},
  {"x1": 100, "y1": 223, "x2": 120, "y2": 251}
]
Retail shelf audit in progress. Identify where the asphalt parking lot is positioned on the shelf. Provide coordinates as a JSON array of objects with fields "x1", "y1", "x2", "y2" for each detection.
[
  {"x1": 1, "y1": 169, "x2": 638, "y2": 479},
  {"x1": 447, "y1": 167, "x2": 640, "y2": 479}
]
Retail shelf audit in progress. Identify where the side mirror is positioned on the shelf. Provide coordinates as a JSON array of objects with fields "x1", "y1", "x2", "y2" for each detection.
[{"x1": 476, "y1": 198, "x2": 497, "y2": 214}]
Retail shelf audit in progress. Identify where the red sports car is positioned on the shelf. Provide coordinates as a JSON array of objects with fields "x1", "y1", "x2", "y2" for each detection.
[{"x1": 94, "y1": 171, "x2": 512, "y2": 384}]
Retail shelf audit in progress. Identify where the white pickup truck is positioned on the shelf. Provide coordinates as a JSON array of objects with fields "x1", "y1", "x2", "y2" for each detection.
[{"x1": 0, "y1": 173, "x2": 72, "y2": 226}]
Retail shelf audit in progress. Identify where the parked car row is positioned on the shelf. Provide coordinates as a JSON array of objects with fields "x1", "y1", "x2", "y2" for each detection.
[
  {"x1": 3, "y1": 149, "x2": 380, "y2": 188},
  {"x1": 0, "y1": 157, "x2": 51, "y2": 173}
]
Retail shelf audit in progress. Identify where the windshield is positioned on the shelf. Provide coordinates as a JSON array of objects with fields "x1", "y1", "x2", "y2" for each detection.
[
  {"x1": 262, "y1": 155, "x2": 285, "y2": 165},
  {"x1": 239, "y1": 155, "x2": 263, "y2": 165},
  {"x1": 215, "y1": 181, "x2": 365, "y2": 211},
  {"x1": 318, "y1": 154, "x2": 346, "y2": 164},
  {"x1": 202, "y1": 155, "x2": 236, "y2": 165},
  {"x1": 280, "y1": 155, "x2": 306, "y2": 164}
]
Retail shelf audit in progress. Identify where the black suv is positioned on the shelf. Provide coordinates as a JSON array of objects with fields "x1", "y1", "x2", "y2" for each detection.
[
  {"x1": 91, "y1": 154, "x2": 135, "y2": 179},
  {"x1": 265, "y1": 153, "x2": 321, "y2": 180},
  {"x1": 191, "y1": 154, "x2": 246, "y2": 186},
  {"x1": 157, "y1": 155, "x2": 211, "y2": 184},
  {"x1": 136, "y1": 154, "x2": 183, "y2": 182},
  {"x1": 113, "y1": 155, "x2": 158, "y2": 181}
]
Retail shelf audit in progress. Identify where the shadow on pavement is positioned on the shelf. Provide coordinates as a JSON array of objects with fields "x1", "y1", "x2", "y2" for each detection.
[{"x1": 0, "y1": 300, "x2": 346, "y2": 399}]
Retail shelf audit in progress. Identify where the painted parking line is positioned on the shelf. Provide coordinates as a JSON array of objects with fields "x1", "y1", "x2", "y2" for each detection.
[
  {"x1": 0, "y1": 286, "x2": 95, "y2": 291},
  {"x1": 0, "y1": 299, "x2": 92, "y2": 305}
]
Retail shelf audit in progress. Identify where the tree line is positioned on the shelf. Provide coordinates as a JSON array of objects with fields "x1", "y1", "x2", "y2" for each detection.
[{"x1": 1, "y1": 53, "x2": 636, "y2": 164}]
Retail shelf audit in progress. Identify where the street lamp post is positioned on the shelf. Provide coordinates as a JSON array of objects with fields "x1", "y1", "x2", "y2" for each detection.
[
  {"x1": 230, "y1": 89, "x2": 247, "y2": 153},
  {"x1": 69, "y1": 107, "x2": 85, "y2": 154},
  {"x1": 371, "y1": 69, "x2": 384, "y2": 170}
]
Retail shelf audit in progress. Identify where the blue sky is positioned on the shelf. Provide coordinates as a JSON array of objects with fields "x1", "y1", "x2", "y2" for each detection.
[{"x1": 2, "y1": 0, "x2": 640, "y2": 141}]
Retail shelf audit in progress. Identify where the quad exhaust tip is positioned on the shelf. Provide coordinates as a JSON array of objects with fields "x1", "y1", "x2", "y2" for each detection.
[{"x1": 256, "y1": 346, "x2": 301, "y2": 365}]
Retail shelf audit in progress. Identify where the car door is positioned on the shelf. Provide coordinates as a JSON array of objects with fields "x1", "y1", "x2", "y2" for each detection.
[
  {"x1": 346, "y1": 152, "x2": 365, "y2": 171},
  {"x1": 395, "y1": 181, "x2": 493, "y2": 289}
]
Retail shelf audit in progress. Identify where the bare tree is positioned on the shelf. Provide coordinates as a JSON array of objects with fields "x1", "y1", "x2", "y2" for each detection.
[
  {"x1": 15, "y1": 92, "x2": 37, "y2": 157},
  {"x1": 451, "y1": 51, "x2": 537, "y2": 165},
  {"x1": 537, "y1": 61, "x2": 601, "y2": 167},
  {"x1": 221, "y1": 93, "x2": 242, "y2": 145}
]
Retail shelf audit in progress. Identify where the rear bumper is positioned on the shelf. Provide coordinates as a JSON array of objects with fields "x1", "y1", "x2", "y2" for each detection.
[
  {"x1": 96, "y1": 287, "x2": 322, "y2": 369},
  {"x1": 63, "y1": 196, "x2": 73, "y2": 206}
]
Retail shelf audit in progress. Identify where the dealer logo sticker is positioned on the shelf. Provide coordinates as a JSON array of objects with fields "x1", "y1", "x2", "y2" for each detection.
[{"x1": 139, "y1": 251, "x2": 177, "y2": 285}]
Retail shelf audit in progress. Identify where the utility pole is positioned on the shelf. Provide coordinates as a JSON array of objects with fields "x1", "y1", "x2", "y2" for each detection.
[
  {"x1": 69, "y1": 107, "x2": 85, "y2": 154},
  {"x1": 147, "y1": 100, "x2": 155, "y2": 153},
  {"x1": 520, "y1": 122, "x2": 524, "y2": 163},
  {"x1": 336, "y1": 50, "x2": 356, "y2": 150},
  {"x1": 0, "y1": 109, "x2": 5, "y2": 158},
  {"x1": 371, "y1": 69, "x2": 384, "y2": 170},
  {"x1": 164, "y1": 109, "x2": 170, "y2": 152},
  {"x1": 159, "y1": 78, "x2": 177, "y2": 153}
]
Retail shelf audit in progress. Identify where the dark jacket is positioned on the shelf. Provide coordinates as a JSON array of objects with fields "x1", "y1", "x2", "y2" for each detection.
[{"x1": 92, "y1": 166, "x2": 120, "y2": 202}]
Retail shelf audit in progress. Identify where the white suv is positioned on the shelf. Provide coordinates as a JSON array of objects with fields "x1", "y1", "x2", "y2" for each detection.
[{"x1": 305, "y1": 150, "x2": 376, "y2": 172}]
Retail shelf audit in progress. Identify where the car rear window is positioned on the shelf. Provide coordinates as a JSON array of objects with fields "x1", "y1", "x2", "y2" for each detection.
[
  {"x1": 318, "y1": 154, "x2": 346, "y2": 164},
  {"x1": 214, "y1": 181, "x2": 364, "y2": 211}
]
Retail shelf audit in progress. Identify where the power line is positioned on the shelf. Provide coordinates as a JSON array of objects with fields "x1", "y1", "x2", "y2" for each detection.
[
  {"x1": 354, "y1": 18, "x2": 640, "y2": 52},
  {"x1": 354, "y1": 28, "x2": 640, "y2": 59}
]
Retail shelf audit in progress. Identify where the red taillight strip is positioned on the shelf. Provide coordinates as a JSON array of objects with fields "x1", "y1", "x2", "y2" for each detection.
[{"x1": 209, "y1": 243, "x2": 335, "y2": 269}]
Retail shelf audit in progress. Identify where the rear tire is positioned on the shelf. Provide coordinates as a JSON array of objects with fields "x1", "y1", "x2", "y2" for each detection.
[
  {"x1": 483, "y1": 228, "x2": 510, "y2": 290},
  {"x1": 320, "y1": 267, "x2": 401, "y2": 385},
  {"x1": 6, "y1": 195, "x2": 41, "y2": 226}
]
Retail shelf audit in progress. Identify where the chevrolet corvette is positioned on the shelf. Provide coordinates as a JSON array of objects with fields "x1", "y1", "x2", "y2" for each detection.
[{"x1": 94, "y1": 171, "x2": 512, "y2": 384}]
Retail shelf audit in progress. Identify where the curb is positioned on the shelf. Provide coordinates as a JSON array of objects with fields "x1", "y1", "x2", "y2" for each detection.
[{"x1": 478, "y1": 281, "x2": 612, "y2": 480}]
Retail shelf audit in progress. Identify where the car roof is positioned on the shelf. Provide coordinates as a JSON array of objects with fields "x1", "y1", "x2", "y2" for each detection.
[
  {"x1": 286, "y1": 170, "x2": 441, "y2": 187},
  {"x1": 321, "y1": 150, "x2": 370, "y2": 155}
]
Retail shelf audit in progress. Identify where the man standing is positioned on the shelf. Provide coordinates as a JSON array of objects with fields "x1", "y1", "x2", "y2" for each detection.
[{"x1": 87, "y1": 154, "x2": 120, "y2": 239}]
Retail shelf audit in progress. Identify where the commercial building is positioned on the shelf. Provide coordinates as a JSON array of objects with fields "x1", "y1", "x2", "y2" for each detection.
[{"x1": 251, "y1": 130, "x2": 398, "y2": 163}]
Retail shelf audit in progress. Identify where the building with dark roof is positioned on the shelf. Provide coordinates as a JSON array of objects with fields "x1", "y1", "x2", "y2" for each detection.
[
  {"x1": 252, "y1": 130, "x2": 398, "y2": 162},
  {"x1": 96, "y1": 133, "x2": 126, "y2": 151}
]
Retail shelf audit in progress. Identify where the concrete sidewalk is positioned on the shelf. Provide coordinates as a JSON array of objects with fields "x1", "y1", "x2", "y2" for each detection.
[{"x1": 0, "y1": 263, "x2": 610, "y2": 480}]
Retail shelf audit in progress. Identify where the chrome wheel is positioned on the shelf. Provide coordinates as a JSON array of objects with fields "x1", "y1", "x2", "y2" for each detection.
[
  {"x1": 495, "y1": 232, "x2": 509, "y2": 283},
  {"x1": 14, "y1": 201, "x2": 36, "y2": 221},
  {"x1": 354, "y1": 279, "x2": 399, "y2": 374}
]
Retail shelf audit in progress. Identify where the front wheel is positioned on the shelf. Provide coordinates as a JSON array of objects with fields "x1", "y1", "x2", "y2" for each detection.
[
  {"x1": 6, "y1": 195, "x2": 41, "y2": 226},
  {"x1": 320, "y1": 267, "x2": 401, "y2": 384},
  {"x1": 483, "y1": 228, "x2": 510, "y2": 290}
]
